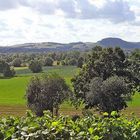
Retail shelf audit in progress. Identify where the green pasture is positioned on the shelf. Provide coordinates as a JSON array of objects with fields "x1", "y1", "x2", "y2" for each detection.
[
  {"x1": 128, "y1": 92, "x2": 140, "y2": 107},
  {"x1": 0, "y1": 66, "x2": 79, "y2": 105}
]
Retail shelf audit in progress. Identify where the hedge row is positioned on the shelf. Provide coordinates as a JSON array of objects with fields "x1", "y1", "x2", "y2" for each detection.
[{"x1": 0, "y1": 111, "x2": 140, "y2": 140}]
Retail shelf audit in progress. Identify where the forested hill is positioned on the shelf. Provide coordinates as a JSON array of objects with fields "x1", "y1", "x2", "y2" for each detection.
[{"x1": 0, "y1": 38, "x2": 139, "y2": 53}]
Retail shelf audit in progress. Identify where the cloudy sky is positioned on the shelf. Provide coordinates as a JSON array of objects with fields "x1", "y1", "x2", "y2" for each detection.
[{"x1": 0, "y1": 0, "x2": 140, "y2": 45}]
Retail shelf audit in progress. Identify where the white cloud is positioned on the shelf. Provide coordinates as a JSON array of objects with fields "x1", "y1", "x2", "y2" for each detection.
[
  {"x1": 0, "y1": 0, "x2": 136, "y2": 23},
  {"x1": 0, "y1": 0, "x2": 139, "y2": 45}
]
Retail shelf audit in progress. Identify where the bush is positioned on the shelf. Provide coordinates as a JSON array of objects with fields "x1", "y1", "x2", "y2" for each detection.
[
  {"x1": 68, "y1": 58, "x2": 77, "y2": 66},
  {"x1": 12, "y1": 58, "x2": 22, "y2": 67},
  {"x1": 0, "y1": 60, "x2": 15, "y2": 77},
  {"x1": 44, "y1": 57, "x2": 53, "y2": 66},
  {"x1": 1, "y1": 111, "x2": 140, "y2": 139},
  {"x1": 3, "y1": 66, "x2": 15, "y2": 77},
  {"x1": 61, "y1": 60, "x2": 66, "y2": 65},
  {"x1": 26, "y1": 74, "x2": 70, "y2": 116},
  {"x1": 77, "y1": 57, "x2": 84, "y2": 68},
  {"x1": 85, "y1": 76, "x2": 129, "y2": 113},
  {"x1": 29, "y1": 60, "x2": 42, "y2": 73}
]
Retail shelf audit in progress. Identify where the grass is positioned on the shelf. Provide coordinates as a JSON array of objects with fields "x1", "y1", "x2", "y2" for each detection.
[
  {"x1": 0, "y1": 76, "x2": 29, "y2": 105},
  {"x1": 0, "y1": 65, "x2": 140, "y2": 116},
  {"x1": 127, "y1": 92, "x2": 140, "y2": 107},
  {"x1": 0, "y1": 66, "x2": 79, "y2": 106}
]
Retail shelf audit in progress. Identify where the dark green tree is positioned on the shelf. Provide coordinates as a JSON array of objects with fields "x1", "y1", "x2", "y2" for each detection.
[
  {"x1": 3, "y1": 66, "x2": 15, "y2": 77},
  {"x1": 26, "y1": 74, "x2": 70, "y2": 116},
  {"x1": 0, "y1": 60, "x2": 15, "y2": 77},
  {"x1": 130, "y1": 49, "x2": 140, "y2": 61},
  {"x1": 68, "y1": 58, "x2": 77, "y2": 66},
  {"x1": 0, "y1": 60, "x2": 7, "y2": 73},
  {"x1": 85, "y1": 76, "x2": 129, "y2": 113},
  {"x1": 29, "y1": 60, "x2": 42, "y2": 73},
  {"x1": 44, "y1": 57, "x2": 53, "y2": 66},
  {"x1": 72, "y1": 46, "x2": 139, "y2": 112},
  {"x1": 61, "y1": 60, "x2": 66, "y2": 66},
  {"x1": 77, "y1": 57, "x2": 84, "y2": 68},
  {"x1": 12, "y1": 58, "x2": 22, "y2": 67}
]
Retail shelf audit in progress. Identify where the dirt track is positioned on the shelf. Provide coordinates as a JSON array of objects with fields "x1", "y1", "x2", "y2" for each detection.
[{"x1": 0, "y1": 105, "x2": 140, "y2": 117}]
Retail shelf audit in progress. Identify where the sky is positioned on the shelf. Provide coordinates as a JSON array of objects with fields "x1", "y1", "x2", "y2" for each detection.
[{"x1": 0, "y1": 0, "x2": 140, "y2": 46}]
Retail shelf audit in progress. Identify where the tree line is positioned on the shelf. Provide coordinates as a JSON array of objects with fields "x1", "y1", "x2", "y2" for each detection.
[
  {"x1": 0, "y1": 48, "x2": 139, "y2": 77},
  {"x1": 0, "y1": 51, "x2": 87, "y2": 67}
]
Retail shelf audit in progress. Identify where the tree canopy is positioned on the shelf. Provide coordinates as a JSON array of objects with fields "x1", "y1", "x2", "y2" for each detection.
[
  {"x1": 72, "y1": 46, "x2": 140, "y2": 113},
  {"x1": 26, "y1": 74, "x2": 70, "y2": 116},
  {"x1": 0, "y1": 60, "x2": 15, "y2": 77},
  {"x1": 29, "y1": 60, "x2": 42, "y2": 73}
]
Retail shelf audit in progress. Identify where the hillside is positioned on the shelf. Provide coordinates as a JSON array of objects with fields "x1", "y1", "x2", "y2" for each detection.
[
  {"x1": 0, "y1": 38, "x2": 139, "y2": 53},
  {"x1": 97, "y1": 37, "x2": 140, "y2": 49}
]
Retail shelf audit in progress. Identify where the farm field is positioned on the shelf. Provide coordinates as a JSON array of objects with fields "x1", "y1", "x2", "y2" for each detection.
[{"x1": 0, "y1": 65, "x2": 139, "y2": 116}]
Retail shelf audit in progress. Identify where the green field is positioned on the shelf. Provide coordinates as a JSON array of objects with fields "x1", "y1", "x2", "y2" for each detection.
[
  {"x1": 128, "y1": 92, "x2": 140, "y2": 107},
  {"x1": 0, "y1": 66, "x2": 79, "y2": 105},
  {"x1": 0, "y1": 66, "x2": 139, "y2": 116}
]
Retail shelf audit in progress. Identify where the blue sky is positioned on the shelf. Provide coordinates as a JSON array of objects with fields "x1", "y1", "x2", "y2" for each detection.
[{"x1": 0, "y1": 0, "x2": 140, "y2": 45}]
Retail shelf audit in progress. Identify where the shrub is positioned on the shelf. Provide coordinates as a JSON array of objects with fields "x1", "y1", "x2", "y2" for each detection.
[
  {"x1": 12, "y1": 58, "x2": 22, "y2": 67},
  {"x1": 3, "y1": 66, "x2": 15, "y2": 77},
  {"x1": 29, "y1": 60, "x2": 42, "y2": 73},
  {"x1": 0, "y1": 60, "x2": 15, "y2": 77},
  {"x1": 77, "y1": 57, "x2": 84, "y2": 68},
  {"x1": 85, "y1": 76, "x2": 129, "y2": 113},
  {"x1": 44, "y1": 57, "x2": 53, "y2": 66},
  {"x1": 1, "y1": 111, "x2": 140, "y2": 139},
  {"x1": 26, "y1": 74, "x2": 70, "y2": 116},
  {"x1": 68, "y1": 58, "x2": 77, "y2": 66}
]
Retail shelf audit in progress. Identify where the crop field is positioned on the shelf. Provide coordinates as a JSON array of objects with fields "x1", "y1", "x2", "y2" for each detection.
[{"x1": 0, "y1": 66, "x2": 139, "y2": 116}]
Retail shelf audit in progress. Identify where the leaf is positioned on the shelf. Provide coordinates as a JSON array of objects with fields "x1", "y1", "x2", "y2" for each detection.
[
  {"x1": 103, "y1": 112, "x2": 109, "y2": 117},
  {"x1": 111, "y1": 111, "x2": 118, "y2": 117},
  {"x1": 52, "y1": 121, "x2": 59, "y2": 127},
  {"x1": 88, "y1": 127, "x2": 94, "y2": 134}
]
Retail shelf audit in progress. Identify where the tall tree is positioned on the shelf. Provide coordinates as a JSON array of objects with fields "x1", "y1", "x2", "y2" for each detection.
[{"x1": 72, "y1": 46, "x2": 140, "y2": 112}]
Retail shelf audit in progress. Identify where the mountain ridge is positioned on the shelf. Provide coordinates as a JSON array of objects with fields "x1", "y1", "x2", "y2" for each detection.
[{"x1": 0, "y1": 38, "x2": 139, "y2": 53}]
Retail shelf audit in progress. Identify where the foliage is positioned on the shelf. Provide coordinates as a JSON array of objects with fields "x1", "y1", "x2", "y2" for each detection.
[
  {"x1": 68, "y1": 58, "x2": 77, "y2": 66},
  {"x1": 130, "y1": 49, "x2": 140, "y2": 61},
  {"x1": 3, "y1": 66, "x2": 15, "y2": 77},
  {"x1": 1, "y1": 111, "x2": 140, "y2": 139},
  {"x1": 0, "y1": 60, "x2": 7, "y2": 73},
  {"x1": 0, "y1": 59, "x2": 15, "y2": 77},
  {"x1": 0, "y1": 51, "x2": 88, "y2": 68},
  {"x1": 29, "y1": 60, "x2": 42, "y2": 73},
  {"x1": 72, "y1": 46, "x2": 140, "y2": 112},
  {"x1": 128, "y1": 49, "x2": 140, "y2": 92},
  {"x1": 61, "y1": 60, "x2": 66, "y2": 66},
  {"x1": 12, "y1": 58, "x2": 22, "y2": 67},
  {"x1": 44, "y1": 57, "x2": 53, "y2": 66},
  {"x1": 26, "y1": 74, "x2": 71, "y2": 116},
  {"x1": 85, "y1": 76, "x2": 130, "y2": 113},
  {"x1": 77, "y1": 57, "x2": 84, "y2": 68}
]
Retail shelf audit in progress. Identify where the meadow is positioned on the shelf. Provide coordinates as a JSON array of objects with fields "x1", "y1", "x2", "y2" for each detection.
[{"x1": 0, "y1": 66, "x2": 139, "y2": 116}]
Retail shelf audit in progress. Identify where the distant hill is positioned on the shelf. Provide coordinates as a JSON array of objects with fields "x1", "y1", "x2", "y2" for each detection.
[
  {"x1": 97, "y1": 37, "x2": 140, "y2": 49},
  {"x1": 0, "y1": 38, "x2": 139, "y2": 53}
]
